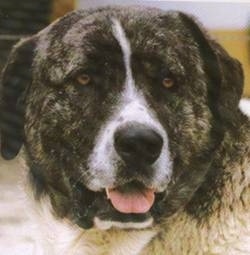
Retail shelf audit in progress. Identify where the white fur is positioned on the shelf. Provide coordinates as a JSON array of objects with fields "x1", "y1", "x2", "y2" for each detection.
[
  {"x1": 94, "y1": 216, "x2": 154, "y2": 230},
  {"x1": 87, "y1": 19, "x2": 172, "y2": 194},
  {"x1": 239, "y1": 98, "x2": 250, "y2": 117},
  {"x1": 31, "y1": 199, "x2": 157, "y2": 255}
]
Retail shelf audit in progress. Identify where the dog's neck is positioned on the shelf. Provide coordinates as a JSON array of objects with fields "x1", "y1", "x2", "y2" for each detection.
[{"x1": 27, "y1": 196, "x2": 157, "y2": 255}]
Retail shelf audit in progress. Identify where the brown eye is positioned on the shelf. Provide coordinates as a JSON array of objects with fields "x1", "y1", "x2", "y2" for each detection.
[
  {"x1": 162, "y1": 78, "x2": 174, "y2": 88},
  {"x1": 76, "y1": 74, "x2": 90, "y2": 85}
]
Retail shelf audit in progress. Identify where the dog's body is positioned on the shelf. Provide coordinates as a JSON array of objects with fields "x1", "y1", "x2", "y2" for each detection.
[{"x1": 1, "y1": 6, "x2": 250, "y2": 255}]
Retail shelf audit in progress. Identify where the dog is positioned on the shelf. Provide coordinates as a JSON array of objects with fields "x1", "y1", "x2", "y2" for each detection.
[{"x1": 1, "y1": 6, "x2": 250, "y2": 255}]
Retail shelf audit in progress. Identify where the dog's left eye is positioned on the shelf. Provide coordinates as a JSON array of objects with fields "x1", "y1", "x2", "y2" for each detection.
[
  {"x1": 76, "y1": 73, "x2": 91, "y2": 86},
  {"x1": 162, "y1": 78, "x2": 174, "y2": 89}
]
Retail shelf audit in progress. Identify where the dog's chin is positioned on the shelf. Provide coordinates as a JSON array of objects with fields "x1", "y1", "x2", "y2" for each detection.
[{"x1": 94, "y1": 212, "x2": 154, "y2": 230}]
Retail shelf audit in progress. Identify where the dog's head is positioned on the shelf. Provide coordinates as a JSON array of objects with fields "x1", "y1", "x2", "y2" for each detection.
[{"x1": 0, "y1": 6, "x2": 244, "y2": 229}]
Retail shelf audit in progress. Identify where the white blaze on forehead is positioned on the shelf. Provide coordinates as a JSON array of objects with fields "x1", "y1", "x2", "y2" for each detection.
[
  {"x1": 86, "y1": 19, "x2": 172, "y2": 191},
  {"x1": 112, "y1": 19, "x2": 134, "y2": 96},
  {"x1": 112, "y1": 19, "x2": 131, "y2": 70}
]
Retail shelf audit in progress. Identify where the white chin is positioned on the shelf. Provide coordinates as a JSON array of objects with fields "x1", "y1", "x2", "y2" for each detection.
[{"x1": 94, "y1": 216, "x2": 154, "y2": 230}]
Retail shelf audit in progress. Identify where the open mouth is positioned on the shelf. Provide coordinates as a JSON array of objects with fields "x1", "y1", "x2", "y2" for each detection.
[
  {"x1": 105, "y1": 181, "x2": 156, "y2": 214},
  {"x1": 70, "y1": 178, "x2": 164, "y2": 229},
  {"x1": 91, "y1": 181, "x2": 158, "y2": 229}
]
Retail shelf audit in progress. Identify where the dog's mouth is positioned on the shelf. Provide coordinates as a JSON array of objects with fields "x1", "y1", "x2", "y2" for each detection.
[
  {"x1": 91, "y1": 181, "x2": 161, "y2": 230},
  {"x1": 105, "y1": 181, "x2": 155, "y2": 214},
  {"x1": 70, "y1": 179, "x2": 165, "y2": 230}
]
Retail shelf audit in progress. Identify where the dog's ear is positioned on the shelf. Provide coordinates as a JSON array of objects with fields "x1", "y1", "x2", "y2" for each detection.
[
  {"x1": 179, "y1": 12, "x2": 244, "y2": 126},
  {"x1": 0, "y1": 37, "x2": 36, "y2": 160}
]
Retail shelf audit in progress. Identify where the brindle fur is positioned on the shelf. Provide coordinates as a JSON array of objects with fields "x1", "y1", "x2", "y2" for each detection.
[{"x1": 1, "y1": 6, "x2": 250, "y2": 254}]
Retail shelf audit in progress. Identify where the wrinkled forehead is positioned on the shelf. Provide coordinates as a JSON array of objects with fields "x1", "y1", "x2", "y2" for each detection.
[
  {"x1": 34, "y1": 9, "x2": 192, "y2": 83},
  {"x1": 40, "y1": 9, "x2": 172, "y2": 46}
]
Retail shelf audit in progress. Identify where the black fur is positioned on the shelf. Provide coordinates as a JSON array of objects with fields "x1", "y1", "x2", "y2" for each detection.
[{"x1": 0, "y1": 37, "x2": 36, "y2": 159}]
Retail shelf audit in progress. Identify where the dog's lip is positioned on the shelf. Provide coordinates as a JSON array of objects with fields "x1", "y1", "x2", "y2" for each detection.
[{"x1": 105, "y1": 182, "x2": 156, "y2": 214}]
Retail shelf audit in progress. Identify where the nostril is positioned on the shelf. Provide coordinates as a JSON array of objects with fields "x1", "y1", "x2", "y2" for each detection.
[
  {"x1": 140, "y1": 136, "x2": 163, "y2": 164},
  {"x1": 116, "y1": 139, "x2": 135, "y2": 154},
  {"x1": 114, "y1": 123, "x2": 163, "y2": 165}
]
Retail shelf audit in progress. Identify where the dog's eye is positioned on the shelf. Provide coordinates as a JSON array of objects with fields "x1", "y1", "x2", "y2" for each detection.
[
  {"x1": 162, "y1": 78, "x2": 174, "y2": 89},
  {"x1": 76, "y1": 74, "x2": 91, "y2": 86}
]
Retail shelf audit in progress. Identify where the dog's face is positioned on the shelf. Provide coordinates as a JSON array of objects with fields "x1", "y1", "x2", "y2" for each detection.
[{"x1": 0, "y1": 7, "x2": 243, "y2": 229}]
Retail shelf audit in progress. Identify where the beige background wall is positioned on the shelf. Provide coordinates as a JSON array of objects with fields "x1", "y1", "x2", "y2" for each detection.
[{"x1": 212, "y1": 29, "x2": 250, "y2": 96}]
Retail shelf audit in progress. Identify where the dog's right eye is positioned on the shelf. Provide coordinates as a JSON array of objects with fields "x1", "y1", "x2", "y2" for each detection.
[
  {"x1": 162, "y1": 78, "x2": 174, "y2": 89},
  {"x1": 76, "y1": 74, "x2": 91, "y2": 86}
]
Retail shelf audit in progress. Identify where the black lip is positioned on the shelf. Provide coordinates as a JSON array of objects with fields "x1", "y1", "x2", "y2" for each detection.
[
  {"x1": 96, "y1": 209, "x2": 152, "y2": 223},
  {"x1": 110, "y1": 180, "x2": 152, "y2": 193}
]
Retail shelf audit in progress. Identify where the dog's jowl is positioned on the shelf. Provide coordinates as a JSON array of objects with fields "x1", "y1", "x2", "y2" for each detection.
[{"x1": 1, "y1": 6, "x2": 250, "y2": 255}]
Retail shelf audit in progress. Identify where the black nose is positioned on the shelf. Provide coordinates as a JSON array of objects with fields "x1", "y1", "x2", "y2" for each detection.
[{"x1": 114, "y1": 123, "x2": 163, "y2": 165}]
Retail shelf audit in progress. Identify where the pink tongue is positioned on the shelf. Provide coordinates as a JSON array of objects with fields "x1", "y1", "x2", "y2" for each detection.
[{"x1": 107, "y1": 188, "x2": 155, "y2": 214}]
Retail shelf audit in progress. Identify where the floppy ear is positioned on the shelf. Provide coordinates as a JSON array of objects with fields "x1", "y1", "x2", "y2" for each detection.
[
  {"x1": 0, "y1": 37, "x2": 36, "y2": 160},
  {"x1": 179, "y1": 12, "x2": 244, "y2": 127}
]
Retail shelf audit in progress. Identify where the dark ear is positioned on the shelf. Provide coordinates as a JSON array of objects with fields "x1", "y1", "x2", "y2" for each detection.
[
  {"x1": 0, "y1": 37, "x2": 36, "y2": 160},
  {"x1": 179, "y1": 12, "x2": 244, "y2": 126}
]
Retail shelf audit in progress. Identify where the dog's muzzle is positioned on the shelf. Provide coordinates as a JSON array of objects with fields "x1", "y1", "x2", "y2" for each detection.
[{"x1": 102, "y1": 123, "x2": 164, "y2": 215}]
